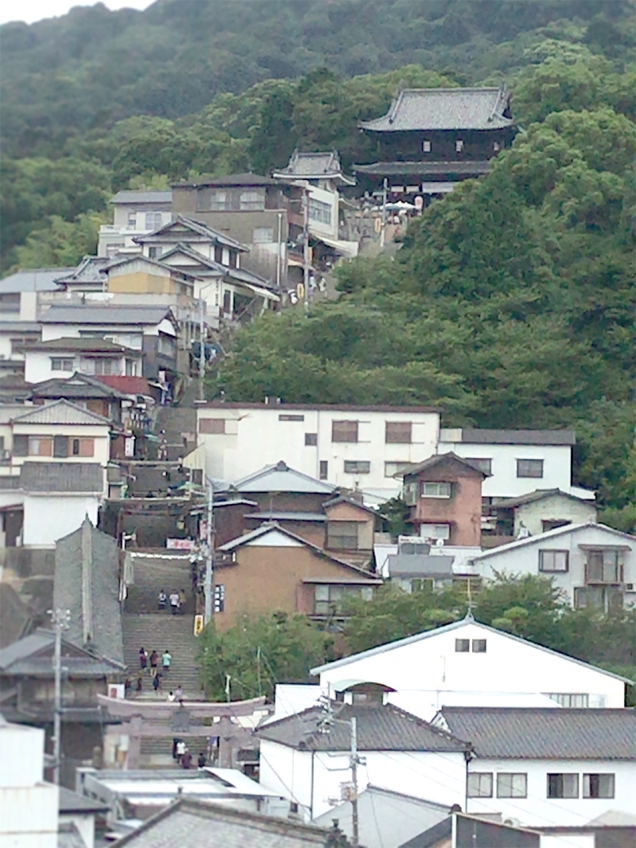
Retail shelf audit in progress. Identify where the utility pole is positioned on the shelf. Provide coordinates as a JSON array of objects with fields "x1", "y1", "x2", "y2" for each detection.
[
  {"x1": 379, "y1": 177, "x2": 388, "y2": 251},
  {"x1": 349, "y1": 717, "x2": 361, "y2": 846},
  {"x1": 203, "y1": 477, "x2": 214, "y2": 625},
  {"x1": 49, "y1": 608, "x2": 70, "y2": 785},
  {"x1": 198, "y1": 281, "x2": 215, "y2": 402},
  {"x1": 302, "y1": 189, "x2": 310, "y2": 310}
]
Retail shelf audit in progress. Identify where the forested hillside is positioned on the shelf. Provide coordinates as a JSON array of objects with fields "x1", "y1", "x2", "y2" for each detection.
[{"x1": 1, "y1": 1, "x2": 634, "y2": 526}]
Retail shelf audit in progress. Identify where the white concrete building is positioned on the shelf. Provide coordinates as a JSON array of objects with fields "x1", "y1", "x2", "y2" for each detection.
[
  {"x1": 438, "y1": 706, "x2": 636, "y2": 828},
  {"x1": 23, "y1": 338, "x2": 142, "y2": 385},
  {"x1": 311, "y1": 618, "x2": 630, "y2": 717},
  {"x1": 196, "y1": 402, "x2": 441, "y2": 502},
  {"x1": 258, "y1": 701, "x2": 468, "y2": 821},
  {"x1": 438, "y1": 428, "x2": 594, "y2": 500},
  {"x1": 469, "y1": 522, "x2": 636, "y2": 611},
  {"x1": 492, "y1": 489, "x2": 598, "y2": 537},
  {"x1": 0, "y1": 715, "x2": 59, "y2": 847},
  {"x1": 97, "y1": 190, "x2": 173, "y2": 258}
]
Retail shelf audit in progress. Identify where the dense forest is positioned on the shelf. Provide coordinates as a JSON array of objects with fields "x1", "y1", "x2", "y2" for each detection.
[{"x1": 1, "y1": 0, "x2": 634, "y2": 527}]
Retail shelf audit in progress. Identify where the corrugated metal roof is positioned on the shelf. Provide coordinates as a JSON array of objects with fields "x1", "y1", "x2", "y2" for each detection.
[
  {"x1": 360, "y1": 87, "x2": 513, "y2": 132},
  {"x1": 258, "y1": 702, "x2": 469, "y2": 752},
  {"x1": 442, "y1": 428, "x2": 577, "y2": 446},
  {"x1": 441, "y1": 707, "x2": 636, "y2": 760},
  {"x1": 111, "y1": 191, "x2": 172, "y2": 205},
  {"x1": 0, "y1": 268, "x2": 75, "y2": 292},
  {"x1": 19, "y1": 462, "x2": 104, "y2": 493},
  {"x1": 58, "y1": 786, "x2": 109, "y2": 814},
  {"x1": 11, "y1": 399, "x2": 111, "y2": 425},
  {"x1": 40, "y1": 304, "x2": 177, "y2": 326}
]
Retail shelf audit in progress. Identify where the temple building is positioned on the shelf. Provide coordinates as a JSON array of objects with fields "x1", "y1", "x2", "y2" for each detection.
[{"x1": 353, "y1": 86, "x2": 517, "y2": 203}]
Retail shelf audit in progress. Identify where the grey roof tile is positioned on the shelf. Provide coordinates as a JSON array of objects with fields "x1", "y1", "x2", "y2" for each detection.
[
  {"x1": 441, "y1": 707, "x2": 636, "y2": 760},
  {"x1": 19, "y1": 462, "x2": 104, "y2": 493},
  {"x1": 174, "y1": 172, "x2": 282, "y2": 188},
  {"x1": 233, "y1": 460, "x2": 336, "y2": 495},
  {"x1": 29, "y1": 374, "x2": 127, "y2": 400},
  {"x1": 0, "y1": 268, "x2": 75, "y2": 293},
  {"x1": 55, "y1": 256, "x2": 111, "y2": 286},
  {"x1": 54, "y1": 517, "x2": 124, "y2": 664},
  {"x1": 257, "y1": 702, "x2": 470, "y2": 752},
  {"x1": 136, "y1": 215, "x2": 245, "y2": 251},
  {"x1": 353, "y1": 160, "x2": 492, "y2": 176},
  {"x1": 360, "y1": 87, "x2": 514, "y2": 132},
  {"x1": 29, "y1": 337, "x2": 134, "y2": 353},
  {"x1": 0, "y1": 630, "x2": 53, "y2": 670},
  {"x1": 495, "y1": 489, "x2": 591, "y2": 508},
  {"x1": 58, "y1": 786, "x2": 109, "y2": 814},
  {"x1": 40, "y1": 304, "x2": 177, "y2": 326},
  {"x1": 403, "y1": 451, "x2": 488, "y2": 479},
  {"x1": 449, "y1": 428, "x2": 577, "y2": 446},
  {"x1": 111, "y1": 191, "x2": 172, "y2": 205},
  {"x1": 114, "y1": 798, "x2": 333, "y2": 846},
  {"x1": 11, "y1": 399, "x2": 111, "y2": 425}
]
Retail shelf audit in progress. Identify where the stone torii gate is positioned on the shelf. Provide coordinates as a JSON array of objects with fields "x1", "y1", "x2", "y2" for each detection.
[{"x1": 97, "y1": 695, "x2": 268, "y2": 770}]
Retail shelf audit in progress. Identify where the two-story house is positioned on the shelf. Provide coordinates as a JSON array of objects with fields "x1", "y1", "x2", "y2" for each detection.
[
  {"x1": 0, "y1": 400, "x2": 112, "y2": 547},
  {"x1": 468, "y1": 522, "x2": 636, "y2": 611},
  {"x1": 401, "y1": 453, "x2": 487, "y2": 546},
  {"x1": 97, "y1": 190, "x2": 173, "y2": 258},
  {"x1": 23, "y1": 338, "x2": 142, "y2": 385},
  {"x1": 172, "y1": 173, "x2": 306, "y2": 288},
  {"x1": 353, "y1": 86, "x2": 517, "y2": 203}
]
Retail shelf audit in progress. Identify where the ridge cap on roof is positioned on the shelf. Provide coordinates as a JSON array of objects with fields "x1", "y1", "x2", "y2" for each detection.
[
  {"x1": 470, "y1": 522, "x2": 635, "y2": 560},
  {"x1": 10, "y1": 398, "x2": 112, "y2": 425}
]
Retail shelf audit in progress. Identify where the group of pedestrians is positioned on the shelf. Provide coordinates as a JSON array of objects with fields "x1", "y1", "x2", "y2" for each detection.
[
  {"x1": 136, "y1": 647, "x2": 172, "y2": 695},
  {"x1": 157, "y1": 588, "x2": 187, "y2": 615},
  {"x1": 172, "y1": 739, "x2": 207, "y2": 770}
]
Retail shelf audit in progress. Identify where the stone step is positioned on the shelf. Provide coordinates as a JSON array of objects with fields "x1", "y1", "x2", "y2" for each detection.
[{"x1": 126, "y1": 555, "x2": 195, "y2": 615}]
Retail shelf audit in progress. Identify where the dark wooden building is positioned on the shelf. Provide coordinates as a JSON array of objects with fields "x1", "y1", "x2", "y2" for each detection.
[{"x1": 354, "y1": 86, "x2": 517, "y2": 202}]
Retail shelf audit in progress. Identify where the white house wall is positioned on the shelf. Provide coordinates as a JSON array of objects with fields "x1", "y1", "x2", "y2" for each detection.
[
  {"x1": 437, "y1": 441, "x2": 579, "y2": 499},
  {"x1": 22, "y1": 494, "x2": 100, "y2": 547},
  {"x1": 259, "y1": 740, "x2": 465, "y2": 821},
  {"x1": 11, "y1": 423, "x2": 111, "y2": 469},
  {"x1": 316, "y1": 623, "x2": 625, "y2": 708},
  {"x1": 466, "y1": 758, "x2": 636, "y2": 828},
  {"x1": 471, "y1": 526, "x2": 636, "y2": 610},
  {"x1": 513, "y1": 496, "x2": 597, "y2": 536},
  {"x1": 197, "y1": 406, "x2": 440, "y2": 500}
]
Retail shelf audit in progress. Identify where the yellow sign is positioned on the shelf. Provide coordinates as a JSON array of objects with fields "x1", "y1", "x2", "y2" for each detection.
[
  {"x1": 193, "y1": 614, "x2": 204, "y2": 637},
  {"x1": 296, "y1": 282, "x2": 305, "y2": 301}
]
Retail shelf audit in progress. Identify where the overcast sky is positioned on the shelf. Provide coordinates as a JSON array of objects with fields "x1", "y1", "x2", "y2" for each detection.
[{"x1": 0, "y1": 0, "x2": 154, "y2": 26}]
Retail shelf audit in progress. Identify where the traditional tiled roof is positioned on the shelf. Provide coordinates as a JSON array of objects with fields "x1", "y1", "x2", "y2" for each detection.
[
  {"x1": 111, "y1": 190, "x2": 172, "y2": 205},
  {"x1": 40, "y1": 304, "x2": 178, "y2": 327},
  {"x1": 11, "y1": 399, "x2": 111, "y2": 426},
  {"x1": 353, "y1": 160, "x2": 492, "y2": 176},
  {"x1": 273, "y1": 150, "x2": 356, "y2": 185},
  {"x1": 55, "y1": 255, "x2": 111, "y2": 287},
  {"x1": 402, "y1": 451, "x2": 489, "y2": 478},
  {"x1": 245, "y1": 511, "x2": 326, "y2": 522},
  {"x1": 29, "y1": 373, "x2": 128, "y2": 401},
  {"x1": 0, "y1": 268, "x2": 75, "y2": 293},
  {"x1": 258, "y1": 701, "x2": 470, "y2": 752},
  {"x1": 96, "y1": 375, "x2": 153, "y2": 396},
  {"x1": 134, "y1": 216, "x2": 245, "y2": 251},
  {"x1": 29, "y1": 338, "x2": 135, "y2": 354},
  {"x1": 160, "y1": 243, "x2": 274, "y2": 288},
  {"x1": 440, "y1": 707, "x2": 636, "y2": 760},
  {"x1": 232, "y1": 461, "x2": 336, "y2": 495},
  {"x1": 54, "y1": 516, "x2": 124, "y2": 664},
  {"x1": 19, "y1": 462, "x2": 104, "y2": 494},
  {"x1": 360, "y1": 87, "x2": 514, "y2": 132},
  {"x1": 441, "y1": 428, "x2": 577, "y2": 446},
  {"x1": 0, "y1": 628, "x2": 124, "y2": 676},
  {"x1": 495, "y1": 488, "x2": 594, "y2": 508},
  {"x1": 113, "y1": 797, "x2": 334, "y2": 847}
]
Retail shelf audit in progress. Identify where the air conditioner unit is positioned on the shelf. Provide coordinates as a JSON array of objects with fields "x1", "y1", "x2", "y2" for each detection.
[
  {"x1": 503, "y1": 818, "x2": 521, "y2": 828},
  {"x1": 625, "y1": 583, "x2": 634, "y2": 592}
]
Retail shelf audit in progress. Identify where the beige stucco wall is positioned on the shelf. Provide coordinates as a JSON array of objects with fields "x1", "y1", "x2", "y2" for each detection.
[{"x1": 514, "y1": 495, "x2": 597, "y2": 536}]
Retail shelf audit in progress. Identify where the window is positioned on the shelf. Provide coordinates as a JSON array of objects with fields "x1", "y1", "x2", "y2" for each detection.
[
  {"x1": 90, "y1": 358, "x2": 118, "y2": 376},
  {"x1": 466, "y1": 457, "x2": 492, "y2": 475},
  {"x1": 51, "y1": 357, "x2": 74, "y2": 372},
  {"x1": 213, "y1": 584, "x2": 225, "y2": 613},
  {"x1": 539, "y1": 550, "x2": 569, "y2": 572},
  {"x1": 542, "y1": 519, "x2": 571, "y2": 532},
  {"x1": 305, "y1": 433, "x2": 318, "y2": 446},
  {"x1": 319, "y1": 460, "x2": 328, "y2": 480},
  {"x1": 420, "y1": 524, "x2": 450, "y2": 541},
  {"x1": 456, "y1": 139, "x2": 464, "y2": 152},
  {"x1": 199, "y1": 418, "x2": 226, "y2": 434},
  {"x1": 222, "y1": 290, "x2": 232, "y2": 313},
  {"x1": 545, "y1": 693, "x2": 589, "y2": 708},
  {"x1": 209, "y1": 191, "x2": 229, "y2": 211},
  {"x1": 420, "y1": 482, "x2": 451, "y2": 498},
  {"x1": 278, "y1": 414, "x2": 304, "y2": 422},
  {"x1": 403, "y1": 481, "x2": 418, "y2": 505},
  {"x1": 12, "y1": 435, "x2": 28, "y2": 457},
  {"x1": 468, "y1": 773, "x2": 493, "y2": 798},
  {"x1": 28, "y1": 436, "x2": 53, "y2": 457},
  {"x1": 53, "y1": 435, "x2": 68, "y2": 458},
  {"x1": 455, "y1": 639, "x2": 470, "y2": 653},
  {"x1": 145, "y1": 212, "x2": 162, "y2": 230},
  {"x1": 583, "y1": 774, "x2": 615, "y2": 799},
  {"x1": 517, "y1": 459, "x2": 544, "y2": 478},
  {"x1": 214, "y1": 246, "x2": 223, "y2": 263},
  {"x1": 574, "y1": 585, "x2": 623, "y2": 611},
  {"x1": 585, "y1": 550, "x2": 622, "y2": 583},
  {"x1": 344, "y1": 460, "x2": 370, "y2": 474},
  {"x1": 497, "y1": 773, "x2": 527, "y2": 798},
  {"x1": 0, "y1": 293, "x2": 20, "y2": 313},
  {"x1": 327, "y1": 521, "x2": 359, "y2": 550},
  {"x1": 253, "y1": 227, "x2": 274, "y2": 243},
  {"x1": 309, "y1": 198, "x2": 332, "y2": 225},
  {"x1": 240, "y1": 190, "x2": 263, "y2": 211},
  {"x1": 385, "y1": 461, "x2": 414, "y2": 478},
  {"x1": 472, "y1": 639, "x2": 487, "y2": 653},
  {"x1": 127, "y1": 212, "x2": 136, "y2": 227},
  {"x1": 385, "y1": 421, "x2": 412, "y2": 443},
  {"x1": 332, "y1": 420, "x2": 358, "y2": 443},
  {"x1": 71, "y1": 438, "x2": 94, "y2": 457},
  {"x1": 314, "y1": 584, "x2": 372, "y2": 616},
  {"x1": 422, "y1": 140, "x2": 432, "y2": 153},
  {"x1": 547, "y1": 773, "x2": 579, "y2": 799},
  {"x1": 148, "y1": 246, "x2": 159, "y2": 259}
]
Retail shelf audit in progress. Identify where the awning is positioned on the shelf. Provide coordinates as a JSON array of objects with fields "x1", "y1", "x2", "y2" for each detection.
[
  {"x1": 311, "y1": 235, "x2": 359, "y2": 258},
  {"x1": 241, "y1": 282, "x2": 280, "y2": 302}
]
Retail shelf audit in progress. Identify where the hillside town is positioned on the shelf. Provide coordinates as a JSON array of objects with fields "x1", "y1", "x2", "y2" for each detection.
[{"x1": 1, "y1": 3, "x2": 635, "y2": 845}]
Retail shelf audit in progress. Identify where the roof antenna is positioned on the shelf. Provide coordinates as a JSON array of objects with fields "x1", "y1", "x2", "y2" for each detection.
[{"x1": 465, "y1": 579, "x2": 475, "y2": 621}]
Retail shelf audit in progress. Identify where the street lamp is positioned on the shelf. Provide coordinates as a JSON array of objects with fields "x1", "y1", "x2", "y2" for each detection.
[{"x1": 197, "y1": 281, "x2": 217, "y2": 402}]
